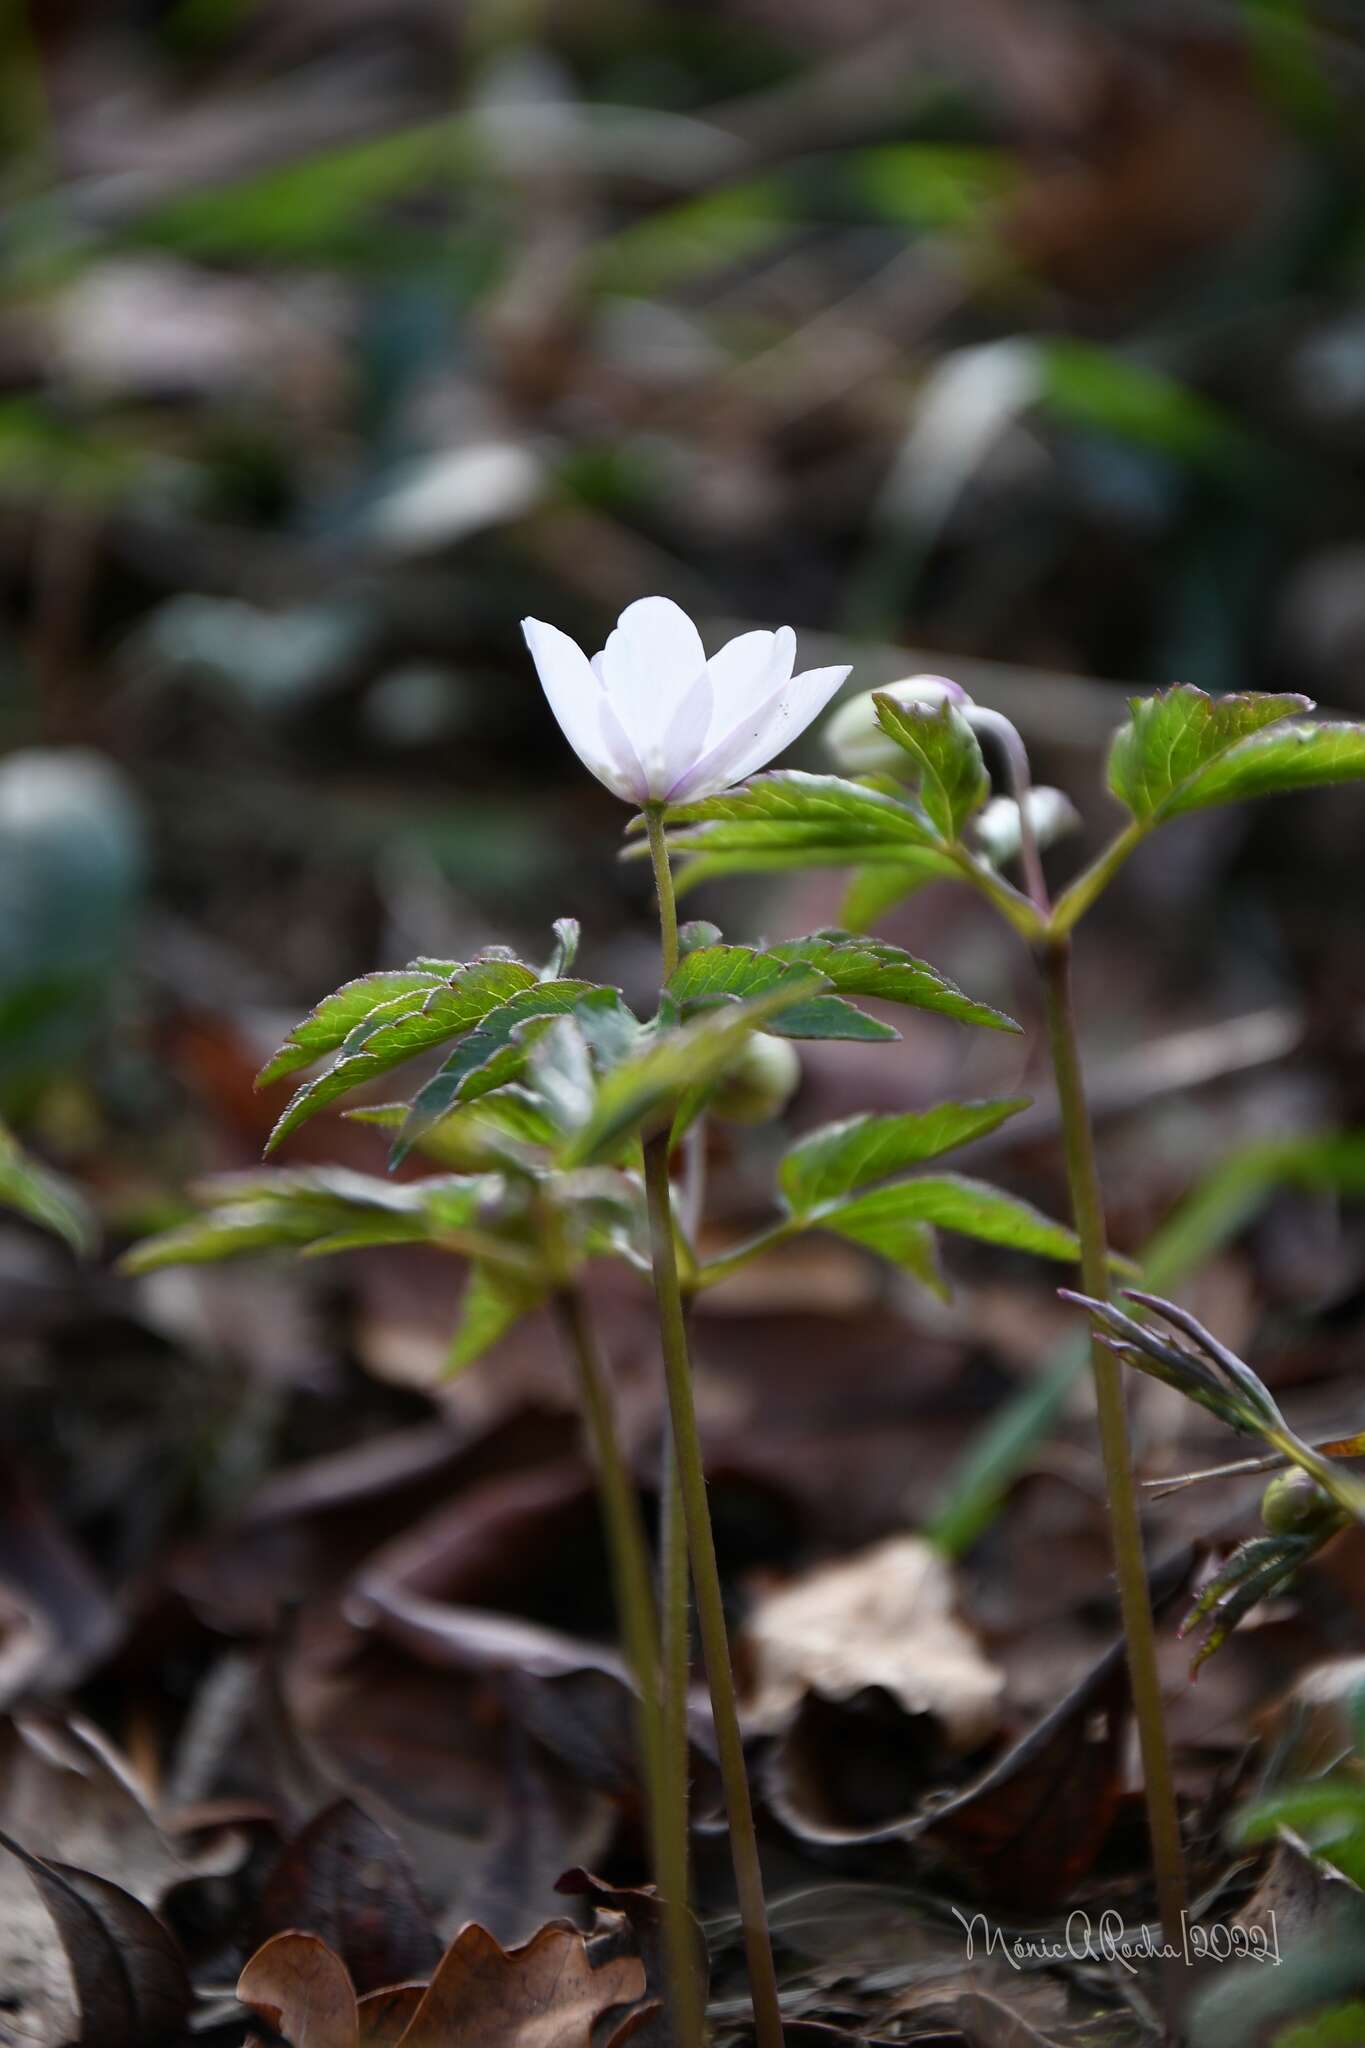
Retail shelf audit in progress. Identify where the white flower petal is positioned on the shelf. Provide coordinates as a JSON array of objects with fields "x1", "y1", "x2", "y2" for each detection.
[
  {"x1": 667, "y1": 662, "x2": 851, "y2": 802},
  {"x1": 612, "y1": 595, "x2": 707, "y2": 693},
  {"x1": 705, "y1": 625, "x2": 796, "y2": 732},
  {"x1": 597, "y1": 694, "x2": 651, "y2": 804},
  {"x1": 658, "y1": 668, "x2": 715, "y2": 792},
  {"x1": 522, "y1": 617, "x2": 624, "y2": 793},
  {"x1": 594, "y1": 596, "x2": 707, "y2": 768}
]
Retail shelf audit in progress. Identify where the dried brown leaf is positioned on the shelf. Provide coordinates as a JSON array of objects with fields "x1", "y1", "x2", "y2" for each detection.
[
  {"x1": 395, "y1": 1921, "x2": 646, "y2": 2048},
  {"x1": 258, "y1": 1799, "x2": 440, "y2": 1992},
  {"x1": 743, "y1": 1535, "x2": 1004, "y2": 1751},
  {"x1": 357, "y1": 1983, "x2": 425, "y2": 2046},
  {"x1": 238, "y1": 1930, "x2": 360, "y2": 2048}
]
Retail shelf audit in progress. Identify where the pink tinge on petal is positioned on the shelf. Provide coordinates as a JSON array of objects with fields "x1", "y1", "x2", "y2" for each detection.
[
  {"x1": 653, "y1": 667, "x2": 715, "y2": 796},
  {"x1": 597, "y1": 693, "x2": 652, "y2": 804},
  {"x1": 666, "y1": 662, "x2": 850, "y2": 802}
]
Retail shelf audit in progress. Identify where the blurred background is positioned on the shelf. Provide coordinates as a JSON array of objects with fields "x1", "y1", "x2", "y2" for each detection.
[{"x1": 7, "y1": 0, "x2": 1365, "y2": 2029}]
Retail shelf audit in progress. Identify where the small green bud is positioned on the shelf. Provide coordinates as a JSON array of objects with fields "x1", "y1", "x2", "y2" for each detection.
[
  {"x1": 824, "y1": 674, "x2": 969, "y2": 775},
  {"x1": 710, "y1": 1032, "x2": 801, "y2": 1126},
  {"x1": 1261, "y1": 1468, "x2": 1334, "y2": 1536}
]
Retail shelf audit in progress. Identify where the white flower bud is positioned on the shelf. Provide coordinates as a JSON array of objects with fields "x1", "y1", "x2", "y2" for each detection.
[
  {"x1": 823, "y1": 674, "x2": 970, "y2": 775},
  {"x1": 974, "y1": 786, "x2": 1081, "y2": 867}
]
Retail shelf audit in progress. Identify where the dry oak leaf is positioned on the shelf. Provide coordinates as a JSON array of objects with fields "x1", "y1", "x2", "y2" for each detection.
[
  {"x1": 237, "y1": 1921, "x2": 647, "y2": 2048},
  {"x1": 397, "y1": 1921, "x2": 646, "y2": 2048},
  {"x1": 743, "y1": 1534, "x2": 1003, "y2": 1751},
  {"x1": 238, "y1": 1931, "x2": 359, "y2": 2048}
]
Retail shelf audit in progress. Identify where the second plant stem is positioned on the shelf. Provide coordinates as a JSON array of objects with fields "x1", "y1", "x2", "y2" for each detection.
[
  {"x1": 643, "y1": 1134, "x2": 784, "y2": 2048},
  {"x1": 1040, "y1": 935, "x2": 1189, "y2": 2029},
  {"x1": 552, "y1": 1286, "x2": 704, "y2": 2048},
  {"x1": 644, "y1": 802, "x2": 785, "y2": 2048}
]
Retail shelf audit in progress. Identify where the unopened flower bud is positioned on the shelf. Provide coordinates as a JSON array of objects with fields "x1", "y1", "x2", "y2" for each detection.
[
  {"x1": 1261, "y1": 1468, "x2": 1333, "y2": 1536},
  {"x1": 824, "y1": 674, "x2": 970, "y2": 775},
  {"x1": 710, "y1": 1032, "x2": 801, "y2": 1126},
  {"x1": 974, "y1": 786, "x2": 1081, "y2": 867}
]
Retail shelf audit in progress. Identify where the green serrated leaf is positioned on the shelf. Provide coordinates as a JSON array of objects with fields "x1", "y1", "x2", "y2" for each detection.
[
  {"x1": 120, "y1": 1166, "x2": 523, "y2": 1273},
  {"x1": 781, "y1": 1100, "x2": 1030, "y2": 1212},
  {"x1": 667, "y1": 944, "x2": 824, "y2": 1010},
  {"x1": 256, "y1": 967, "x2": 453, "y2": 1088},
  {"x1": 671, "y1": 844, "x2": 956, "y2": 902},
  {"x1": 767, "y1": 932, "x2": 1019, "y2": 1033},
  {"x1": 1169, "y1": 718, "x2": 1365, "y2": 813},
  {"x1": 658, "y1": 770, "x2": 942, "y2": 858},
  {"x1": 0, "y1": 1123, "x2": 96, "y2": 1256},
  {"x1": 821, "y1": 1173, "x2": 1080, "y2": 1264},
  {"x1": 446, "y1": 1262, "x2": 546, "y2": 1374},
  {"x1": 842, "y1": 1215, "x2": 947, "y2": 1297},
  {"x1": 666, "y1": 941, "x2": 902, "y2": 1043},
  {"x1": 767, "y1": 995, "x2": 899, "y2": 1041},
  {"x1": 870, "y1": 695, "x2": 989, "y2": 840},
  {"x1": 395, "y1": 982, "x2": 602, "y2": 1160},
  {"x1": 265, "y1": 961, "x2": 544, "y2": 1153},
  {"x1": 345, "y1": 1089, "x2": 557, "y2": 1168},
  {"x1": 563, "y1": 980, "x2": 823, "y2": 1167},
  {"x1": 121, "y1": 1168, "x2": 433, "y2": 1270},
  {"x1": 1106, "y1": 685, "x2": 1311, "y2": 822}
]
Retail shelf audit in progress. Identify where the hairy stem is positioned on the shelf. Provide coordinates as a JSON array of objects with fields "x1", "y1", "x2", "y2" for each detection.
[
  {"x1": 645, "y1": 803, "x2": 681, "y2": 979},
  {"x1": 553, "y1": 1287, "x2": 704, "y2": 2047},
  {"x1": 1040, "y1": 938, "x2": 1188, "y2": 2030}
]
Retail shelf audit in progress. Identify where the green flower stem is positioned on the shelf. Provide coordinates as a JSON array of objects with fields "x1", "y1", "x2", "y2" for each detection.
[
  {"x1": 947, "y1": 844, "x2": 1045, "y2": 940},
  {"x1": 552, "y1": 1286, "x2": 704, "y2": 2048},
  {"x1": 643, "y1": 801, "x2": 785, "y2": 2048},
  {"x1": 1049, "y1": 820, "x2": 1146, "y2": 937},
  {"x1": 645, "y1": 803, "x2": 681, "y2": 979},
  {"x1": 644, "y1": 799, "x2": 698, "y2": 1982},
  {"x1": 1040, "y1": 936, "x2": 1189, "y2": 2029},
  {"x1": 964, "y1": 704, "x2": 1048, "y2": 914},
  {"x1": 695, "y1": 1220, "x2": 800, "y2": 1291}
]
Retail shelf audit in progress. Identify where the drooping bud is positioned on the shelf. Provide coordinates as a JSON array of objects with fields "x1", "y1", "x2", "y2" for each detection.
[
  {"x1": 710, "y1": 1032, "x2": 801, "y2": 1126},
  {"x1": 824, "y1": 674, "x2": 971, "y2": 776},
  {"x1": 974, "y1": 786, "x2": 1081, "y2": 868}
]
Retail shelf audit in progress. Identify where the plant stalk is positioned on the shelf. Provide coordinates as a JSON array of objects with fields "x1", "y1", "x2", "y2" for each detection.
[
  {"x1": 552, "y1": 1286, "x2": 704, "y2": 2048},
  {"x1": 643, "y1": 802, "x2": 785, "y2": 2048},
  {"x1": 1040, "y1": 936, "x2": 1188, "y2": 2030},
  {"x1": 643, "y1": 1134, "x2": 784, "y2": 2048},
  {"x1": 645, "y1": 804, "x2": 681, "y2": 980},
  {"x1": 658, "y1": 1419, "x2": 692, "y2": 1908}
]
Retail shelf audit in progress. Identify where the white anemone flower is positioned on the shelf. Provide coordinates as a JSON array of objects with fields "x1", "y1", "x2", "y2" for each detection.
[{"x1": 522, "y1": 596, "x2": 850, "y2": 807}]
